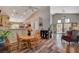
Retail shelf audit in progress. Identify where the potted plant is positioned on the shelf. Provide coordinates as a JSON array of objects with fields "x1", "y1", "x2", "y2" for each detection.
[{"x1": 0, "y1": 30, "x2": 11, "y2": 47}]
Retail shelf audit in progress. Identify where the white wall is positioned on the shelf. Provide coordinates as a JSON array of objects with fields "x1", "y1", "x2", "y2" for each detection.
[
  {"x1": 50, "y1": 6, "x2": 79, "y2": 15},
  {"x1": 31, "y1": 19, "x2": 39, "y2": 30},
  {"x1": 38, "y1": 6, "x2": 50, "y2": 30},
  {"x1": 29, "y1": 7, "x2": 50, "y2": 30}
]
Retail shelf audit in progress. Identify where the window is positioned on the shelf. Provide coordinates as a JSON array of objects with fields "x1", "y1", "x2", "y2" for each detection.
[
  {"x1": 57, "y1": 20, "x2": 61, "y2": 23},
  {"x1": 65, "y1": 18, "x2": 70, "y2": 23}
]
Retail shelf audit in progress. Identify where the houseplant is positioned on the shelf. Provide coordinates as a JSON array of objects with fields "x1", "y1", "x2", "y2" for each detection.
[{"x1": 0, "y1": 30, "x2": 11, "y2": 47}]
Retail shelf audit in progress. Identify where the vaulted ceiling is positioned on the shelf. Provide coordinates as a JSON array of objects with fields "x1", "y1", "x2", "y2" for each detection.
[{"x1": 0, "y1": 6, "x2": 41, "y2": 22}]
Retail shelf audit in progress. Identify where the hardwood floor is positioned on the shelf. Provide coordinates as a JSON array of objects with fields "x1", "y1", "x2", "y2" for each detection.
[
  {"x1": 10, "y1": 39, "x2": 57, "y2": 53},
  {"x1": 1, "y1": 38, "x2": 79, "y2": 53},
  {"x1": 20, "y1": 39, "x2": 55, "y2": 53}
]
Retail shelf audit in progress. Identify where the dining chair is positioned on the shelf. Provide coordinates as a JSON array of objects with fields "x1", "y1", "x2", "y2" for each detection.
[
  {"x1": 30, "y1": 31, "x2": 41, "y2": 50},
  {"x1": 16, "y1": 33, "x2": 28, "y2": 52},
  {"x1": 5, "y1": 37, "x2": 17, "y2": 52}
]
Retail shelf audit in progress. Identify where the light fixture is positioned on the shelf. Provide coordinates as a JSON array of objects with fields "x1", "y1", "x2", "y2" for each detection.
[
  {"x1": 65, "y1": 18, "x2": 70, "y2": 23},
  {"x1": 57, "y1": 20, "x2": 61, "y2": 23}
]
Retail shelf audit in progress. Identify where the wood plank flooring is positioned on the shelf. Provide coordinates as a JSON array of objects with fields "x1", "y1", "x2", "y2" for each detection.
[
  {"x1": 20, "y1": 39, "x2": 55, "y2": 53},
  {"x1": 11, "y1": 39, "x2": 58, "y2": 53},
  {"x1": 1, "y1": 38, "x2": 79, "y2": 53}
]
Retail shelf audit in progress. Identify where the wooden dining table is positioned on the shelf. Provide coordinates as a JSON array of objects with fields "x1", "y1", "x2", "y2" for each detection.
[
  {"x1": 19, "y1": 35, "x2": 34, "y2": 40},
  {"x1": 18, "y1": 34, "x2": 35, "y2": 49}
]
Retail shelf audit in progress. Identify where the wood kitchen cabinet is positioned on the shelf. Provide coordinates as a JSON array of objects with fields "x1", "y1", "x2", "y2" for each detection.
[{"x1": 0, "y1": 15, "x2": 9, "y2": 27}]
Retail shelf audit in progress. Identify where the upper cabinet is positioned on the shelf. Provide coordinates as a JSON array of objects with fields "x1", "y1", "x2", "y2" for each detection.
[{"x1": 0, "y1": 15, "x2": 9, "y2": 27}]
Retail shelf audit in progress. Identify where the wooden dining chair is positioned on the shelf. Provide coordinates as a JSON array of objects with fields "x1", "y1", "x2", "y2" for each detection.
[
  {"x1": 5, "y1": 37, "x2": 17, "y2": 52},
  {"x1": 16, "y1": 33, "x2": 28, "y2": 52},
  {"x1": 30, "y1": 31, "x2": 41, "y2": 50}
]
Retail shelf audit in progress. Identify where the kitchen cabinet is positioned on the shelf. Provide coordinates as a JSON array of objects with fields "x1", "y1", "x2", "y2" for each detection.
[{"x1": 0, "y1": 15, "x2": 9, "y2": 27}]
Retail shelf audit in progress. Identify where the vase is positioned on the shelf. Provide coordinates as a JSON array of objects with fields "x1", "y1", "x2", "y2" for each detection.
[{"x1": 0, "y1": 37, "x2": 5, "y2": 47}]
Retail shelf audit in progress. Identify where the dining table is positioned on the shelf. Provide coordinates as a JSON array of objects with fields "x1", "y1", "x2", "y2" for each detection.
[{"x1": 18, "y1": 34, "x2": 35, "y2": 49}]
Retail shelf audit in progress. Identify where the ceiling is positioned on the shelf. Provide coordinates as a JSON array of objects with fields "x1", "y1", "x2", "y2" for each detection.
[
  {"x1": 50, "y1": 6, "x2": 79, "y2": 15},
  {"x1": 0, "y1": 6, "x2": 41, "y2": 22}
]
